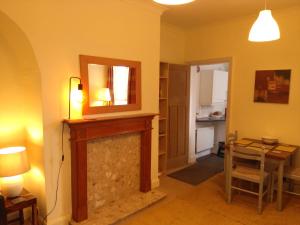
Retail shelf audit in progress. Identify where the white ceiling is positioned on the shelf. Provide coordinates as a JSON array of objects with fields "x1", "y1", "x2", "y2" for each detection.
[{"x1": 150, "y1": 0, "x2": 300, "y2": 28}]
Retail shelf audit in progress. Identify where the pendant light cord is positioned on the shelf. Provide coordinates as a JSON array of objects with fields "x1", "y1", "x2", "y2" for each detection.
[{"x1": 265, "y1": 0, "x2": 267, "y2": 10}]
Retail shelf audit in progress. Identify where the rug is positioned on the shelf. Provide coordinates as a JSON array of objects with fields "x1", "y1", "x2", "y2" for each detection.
[{"x1": 168, "y1": 155, "x2": 224, "y2": 185}]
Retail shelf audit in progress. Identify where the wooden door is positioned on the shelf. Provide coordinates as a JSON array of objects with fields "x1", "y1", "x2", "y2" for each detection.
[{"x1": 167, "y1": 64, "x2": 189, "y2": 170}]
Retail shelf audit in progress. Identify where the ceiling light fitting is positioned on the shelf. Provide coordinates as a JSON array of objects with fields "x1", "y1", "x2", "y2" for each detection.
[
  {"x1": 248, "y1": 0, "x2": 280, "y2": 42},
  {"x1": 153, "y1": 0, "x2": 194, "y2": 6}
]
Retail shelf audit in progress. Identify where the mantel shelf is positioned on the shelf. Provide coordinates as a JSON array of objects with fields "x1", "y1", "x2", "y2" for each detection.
[{"x1": 63, "y1": 113, "x2": 157, "y2": 125}]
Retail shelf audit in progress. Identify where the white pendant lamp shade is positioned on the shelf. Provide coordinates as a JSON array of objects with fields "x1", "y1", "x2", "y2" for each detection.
[
  {"x1": 248, "y1": 9, "x2": 280, "y2": 42},
  {"x1": 153, "y1": 0, "x2": 194, "y2": 5}
]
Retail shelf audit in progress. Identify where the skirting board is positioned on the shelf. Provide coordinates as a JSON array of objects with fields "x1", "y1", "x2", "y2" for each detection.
[
  {"x1": 151, "y1": 177, "x2": 160, "y2": 189},
  {"x1": 45, "y1": 214, "x2": 71, "y2": 225}
]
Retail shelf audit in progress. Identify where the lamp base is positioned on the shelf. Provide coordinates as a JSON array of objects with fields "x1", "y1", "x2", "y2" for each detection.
[{"x1": 0, "y1": 175, "x2": 24, "y2": 198}]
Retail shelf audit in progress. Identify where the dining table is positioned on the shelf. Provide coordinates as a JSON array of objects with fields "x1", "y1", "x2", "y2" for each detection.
[{"x1": 225, "y1": 138, "x2": 299, "y2": 211}]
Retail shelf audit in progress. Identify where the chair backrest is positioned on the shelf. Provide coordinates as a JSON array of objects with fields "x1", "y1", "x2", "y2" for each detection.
[
  {"x1": 227, "y1": 131, "x2": 238, "y2": 144},
  {"x1": 229, "y1": 143, "x2": 266, "y2": 180},
  {"x1": 0, "y1": 194, "x2": 7, "y2": 224}
]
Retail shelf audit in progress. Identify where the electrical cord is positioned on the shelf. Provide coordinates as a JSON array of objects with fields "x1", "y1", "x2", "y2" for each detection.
[{"x1": 43, "y1": 123, "x2": 65, "y2": 224}]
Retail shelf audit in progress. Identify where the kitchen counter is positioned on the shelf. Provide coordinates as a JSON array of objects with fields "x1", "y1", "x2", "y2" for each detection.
[{"x1": 196, "y1": 116, "x2": 226, "y2": 122}]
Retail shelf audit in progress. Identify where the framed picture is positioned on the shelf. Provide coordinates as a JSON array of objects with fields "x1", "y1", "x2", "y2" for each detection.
[{"x1": 254, "y1": 69, "x2": 291, "y2": 104}]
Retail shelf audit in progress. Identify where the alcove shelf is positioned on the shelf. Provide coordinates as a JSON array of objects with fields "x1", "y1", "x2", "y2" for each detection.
[{"x1": 158, "y1": 62, "x2": 169, "y2": 175}]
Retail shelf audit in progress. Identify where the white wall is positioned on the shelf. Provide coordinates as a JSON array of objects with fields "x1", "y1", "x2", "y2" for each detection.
[{"x1": 188, "y1": 65, "x2": 199, "y2": 163}]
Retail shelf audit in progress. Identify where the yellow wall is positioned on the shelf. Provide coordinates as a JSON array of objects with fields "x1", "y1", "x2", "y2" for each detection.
[
  {"x1": 0, "y1": 1, "x2": 162, "y2": 224},
  {"x1": 160, "y1": 22, "x2": 186, "y2": 64},
  {"x1": 185, "y1": 6, "x2": 300, "y2": 164},
  {"x1": 0, "y1": 11, "x2": 46, "y2": 216},
  {"x1": 0, "y1": 23, "x2": 25, "y2": 146}
]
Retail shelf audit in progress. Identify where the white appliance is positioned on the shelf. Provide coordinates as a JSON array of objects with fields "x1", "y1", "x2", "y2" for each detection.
[{"x1": 196, "y1": 127, "x2": 214, "y2": 153}]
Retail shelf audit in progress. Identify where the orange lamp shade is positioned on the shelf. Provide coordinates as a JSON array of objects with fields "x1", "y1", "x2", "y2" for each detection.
[{"x1": 0, "y1": 147, "x2": 30, "y2": 177}]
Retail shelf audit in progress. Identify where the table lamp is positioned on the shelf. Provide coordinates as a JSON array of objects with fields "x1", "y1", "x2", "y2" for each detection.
[
  {"x1": 0, "y1": 146, "x2": 30, "y2": 198},
  {"x1": 68, "y1": 76, "x2": 83, "y2": 119}
]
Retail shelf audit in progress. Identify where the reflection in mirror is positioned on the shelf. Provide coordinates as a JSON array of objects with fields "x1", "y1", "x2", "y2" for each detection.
[
  {"x1": 80, "y1": 55, "x2": 141, "y2": 115},
  {"x1": 88, "y1": 64, "x2": 134, "y2": 107}
]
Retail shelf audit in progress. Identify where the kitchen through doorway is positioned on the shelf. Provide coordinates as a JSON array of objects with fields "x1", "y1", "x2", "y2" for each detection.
[
  {"x1": 189, "y1": 61, "x2": 230, "y2": 162},
  {"x1": 166, "y1": 59, "x2": 232, "y2": 186},
  {"x1": 168, "y1": 60, "x2": 231, "y2": 185}
]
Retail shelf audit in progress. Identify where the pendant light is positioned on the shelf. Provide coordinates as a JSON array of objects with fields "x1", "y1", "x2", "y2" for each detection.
[
  {"x1": 153, "y1": 0, "x2": 194, "y2": 5},
  {"x1": 248, "y1": 0, "x2": 280, "y2": 42}
]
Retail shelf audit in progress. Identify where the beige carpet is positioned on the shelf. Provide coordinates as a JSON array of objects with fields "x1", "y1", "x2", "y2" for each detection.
[{"x1": 117, "y1": 173, "x2": 300, "y2": 225}]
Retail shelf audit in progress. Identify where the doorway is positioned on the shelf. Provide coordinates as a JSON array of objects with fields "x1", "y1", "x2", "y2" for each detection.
[
  {"x1": 189, "y1": 59, "x2": 231, "y2": 164},
  {"x1": 167, "y1": 58, "x2": 232, "y2": 185}
]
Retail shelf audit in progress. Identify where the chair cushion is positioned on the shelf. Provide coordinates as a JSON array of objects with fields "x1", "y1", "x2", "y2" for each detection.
[{"x1": 232, "y1": 165, "x2": 269, "y2": 183}]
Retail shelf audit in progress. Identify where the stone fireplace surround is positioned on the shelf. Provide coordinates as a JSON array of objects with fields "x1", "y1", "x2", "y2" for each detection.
[
  {"x1": 64, "y1": 114, "x2": 155, "y2": 223},
  {"x1": 87, "y1": 133, "x2": 141, "y2": 212}
]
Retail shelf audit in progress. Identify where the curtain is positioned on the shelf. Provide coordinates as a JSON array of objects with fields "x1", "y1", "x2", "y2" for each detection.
[
  {"x1": 127, "y1": 68, "x2": 136, "y2": 104},
  {"x1": 107, "y1": 66, "x2": 114, "y2": 105}
]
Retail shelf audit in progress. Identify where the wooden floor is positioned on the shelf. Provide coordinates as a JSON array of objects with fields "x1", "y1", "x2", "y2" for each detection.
[{"x1": 117, "y1": 173, "x2": 300, "y2": 225}]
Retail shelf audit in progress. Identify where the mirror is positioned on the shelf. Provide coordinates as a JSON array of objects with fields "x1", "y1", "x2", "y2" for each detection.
[{"x1": 80, "y1": 55, "x2": 141, "y2": 115}]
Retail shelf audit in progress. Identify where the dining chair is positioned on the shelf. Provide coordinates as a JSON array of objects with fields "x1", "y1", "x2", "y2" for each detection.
[
  {"x1": 283, "y1": 167, "x2": 300, "y2": 195},
  {"x1": 227, "y1": 131, "x2": 238, "y2": 143},
  {"x1": 270, "y1": 167, "x2": 300, "y2": 202},
  {"x1": 227, "y1": 143, "x2": 271, "y2": 214}
]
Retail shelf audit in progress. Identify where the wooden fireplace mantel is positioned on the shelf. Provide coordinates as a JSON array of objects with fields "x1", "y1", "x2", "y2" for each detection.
[{"x1": 63, "y1": 113, "x2": 156, "y2": 222}]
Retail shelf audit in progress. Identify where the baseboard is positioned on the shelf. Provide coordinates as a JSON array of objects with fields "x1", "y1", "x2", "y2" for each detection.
[
  {"x1": 188, "y1": 156, "x2": 196, "y2": 164},
  {"x1": 45, "y1": 214, "x2": 71, "y2": 225},
  {"x1": 152, "y1": 177, "x2": 160, "y2": 189}
]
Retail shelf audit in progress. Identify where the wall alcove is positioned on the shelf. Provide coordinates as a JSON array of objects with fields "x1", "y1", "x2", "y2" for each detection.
[{"x1": 0, "y1": 10, "x2": 46, "y2": 218}]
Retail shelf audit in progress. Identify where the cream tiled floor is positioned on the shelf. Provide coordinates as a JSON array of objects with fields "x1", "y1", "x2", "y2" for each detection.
[{"x1": 117, "y1": 173, "x2": 300, "y2": 225}]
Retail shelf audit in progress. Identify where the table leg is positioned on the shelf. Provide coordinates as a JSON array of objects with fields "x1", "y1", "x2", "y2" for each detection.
[
  {"x1": 225, "y1": 149, "x2": 230, "y2": 200},
  {"x1": 277, "y1": 160, "x2": 284, "y2": 211},
  {"x1": 32, "y1": 203, "x2": 38, "y2": 225},
  {"x1": 19, "y1": 209, "x2": 24, "y2": 225}
]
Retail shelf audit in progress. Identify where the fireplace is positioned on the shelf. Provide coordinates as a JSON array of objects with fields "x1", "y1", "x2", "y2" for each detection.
[
  {"x1": 87, "y1": 133, "x2": 141, "y2": 213},
  {"x1": 64, "y1": 114, "x2": 155, "y2": 222}
]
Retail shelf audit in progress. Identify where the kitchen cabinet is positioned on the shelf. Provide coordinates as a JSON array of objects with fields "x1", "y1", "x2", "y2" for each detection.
[{"x1": 199, "y1": 70, "x2": 228, "y2": 105}]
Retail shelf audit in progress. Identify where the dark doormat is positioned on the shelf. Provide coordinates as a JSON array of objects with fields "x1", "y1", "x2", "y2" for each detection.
[{"x1": 168, "y1": 155, "x2": 224, "y2": 186}]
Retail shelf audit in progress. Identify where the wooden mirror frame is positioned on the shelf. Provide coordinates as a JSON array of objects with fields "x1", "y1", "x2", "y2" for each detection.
[{"x1": 80, "y1": 55, "x2": 141, "y2": 115}]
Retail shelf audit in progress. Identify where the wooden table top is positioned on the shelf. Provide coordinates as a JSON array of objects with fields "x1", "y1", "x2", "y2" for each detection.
[
  {"x1": 233, "y1": 138, "x2": 299, "y2": 161},
  {"x1": 4, "y1": 189, "x2": 36, "y2": 213}
]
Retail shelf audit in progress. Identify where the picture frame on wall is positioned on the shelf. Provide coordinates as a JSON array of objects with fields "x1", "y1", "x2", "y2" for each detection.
[{"x1": 254, "y1": 69, "x2": 291, "y2": 104}]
